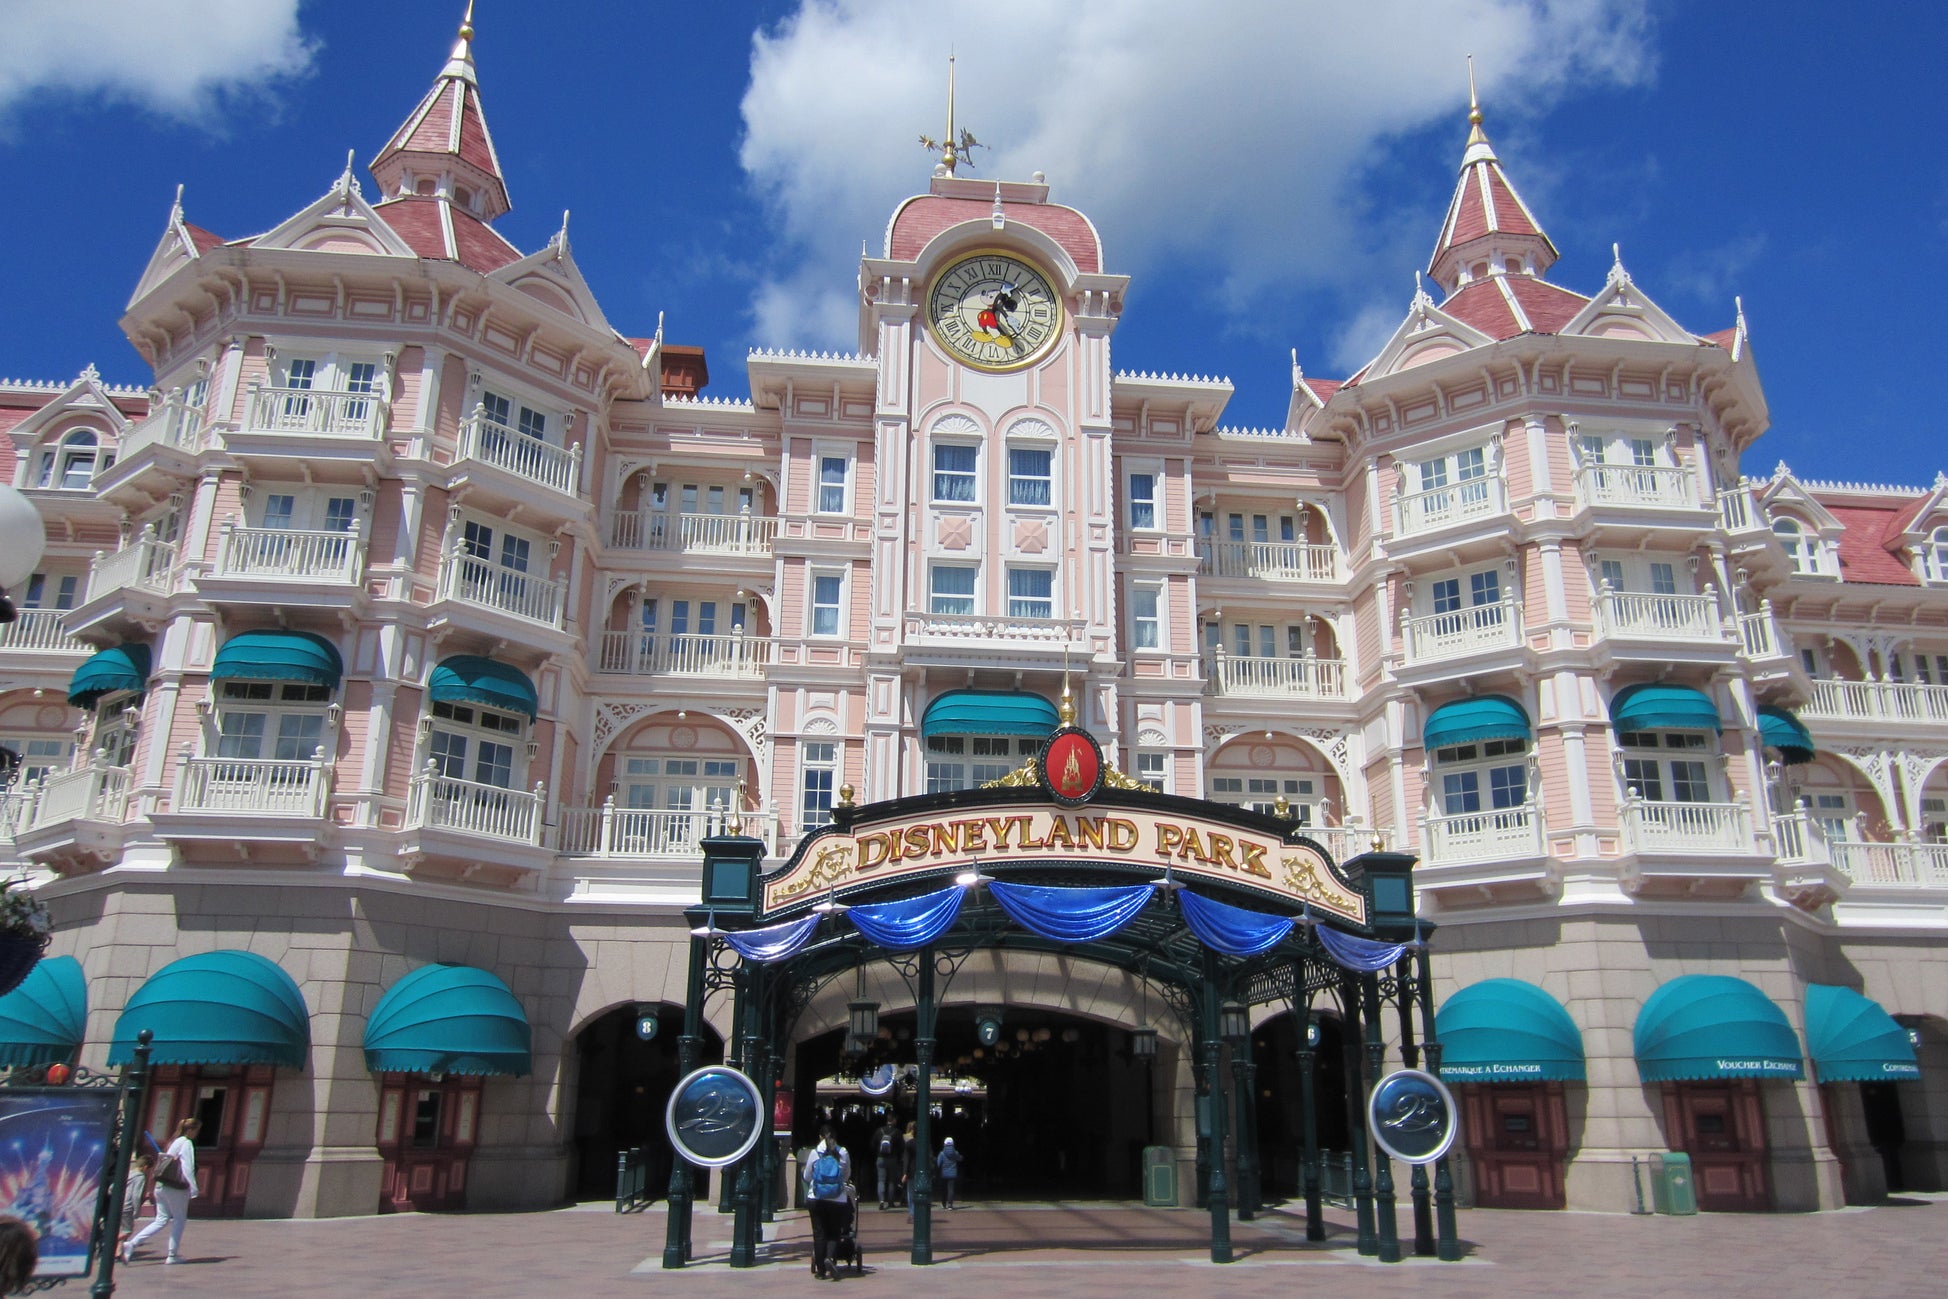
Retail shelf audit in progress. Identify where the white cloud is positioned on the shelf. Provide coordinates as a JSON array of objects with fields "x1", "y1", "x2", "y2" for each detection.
[
  {"x1": 739, "y1": 0, "x2": 1655, "y2": 353},
  {"x1": 0, "y1": 0, "x2": 314, "y2": 124}
]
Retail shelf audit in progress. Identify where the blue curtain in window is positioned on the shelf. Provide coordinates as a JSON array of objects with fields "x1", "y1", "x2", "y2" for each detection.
[
  {"x1": 987, "y1": 880, "x2": 1154, "y2": 943},
  {"x1": 723, "y1": 914, "x2": 821, "y2": 964},
  {"x1": 847, "y1": 884, "x2": 967, "y2": 950},
  {"x1": 1178, "y1": 889, "x2": 1295, "y2": 956},
  {"x1": 1316, "y1": 924, "x2": 1411, "y2": 973}
]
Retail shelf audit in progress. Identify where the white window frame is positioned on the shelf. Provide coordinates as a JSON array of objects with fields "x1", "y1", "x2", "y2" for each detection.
[
  {"x1": 427, "y1": 698, "x2": 529, "y2": 790},
  {"x1": 932, "y1": 441, "x2": 979, "y2": 504},
  {"x1": 1209, "y1": 774, "x2": 1319, "y2": 822},
  {"x1": 929, "y1": 564, "x2": 977, "y2": 616},
  {"x1": 1007, "y1": 566, "x2": 1055, "y2": 620},
  {"x1": 1130, "y1": 582, "x2": 1163, "y2": 650},
  {"x1": 1617, "y1": 729, "x2": 1720, "y2": 804},
  {"x1": 1432, "y1": 738, "x2": 1531, "y2": 815},
  {"x1": 1006, "y1": 443, "x2": 1053, "y2": 509},
  {"x1": 809, "y1": 569, "x2": 846, "y2": 638},
  {"x1": 1, "y1": 736, "x2": 73, "y2": 789},
  {"x1": 1125, "y1": 466, "x2": 1160, "y2": 531},
  {"x1": 212, "y1": 680, "x2": 333, "y2": 764},
  {"x1": 1135, "y1": 751, "x2": 1168, "y2": 794},
  {"x1": 273, "y1": 348, "x2": 390, "y2": 406},
  {"x1": 1927, "y1": 525, "x2": 1948, "y2": 583},
  {"x1": 800, "y1": 740, "x2": 839, "y2": 830},
  {"x1": 34, "y1": 428, "x2": 106, "y2": 491},
  {"x1": 814, "y1": 448, "x2": 852, "y2": 515},
  {"x1": 925, "y1": 734, "x2": 1038, "y2": 793},
  {"x1": 476, "y1": 381, "x2": 561, "y2": 448}
]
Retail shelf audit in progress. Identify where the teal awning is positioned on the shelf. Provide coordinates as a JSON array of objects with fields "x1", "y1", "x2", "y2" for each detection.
[
  {"x1": 428, "y1": 656, "x2": 538, "y2": 720},
  {"x1": 1610, "y1": 683, "x2": 1722, "y2": 734},
  {"x1": 211, "y1": 629, "x2": 343, "y2": 688},
  {"x1": 364, "y1": 964, "x2": 531, "y2": 1076},
  {"x1": 0, "y1": 955, "x2": 86, "y2": 1068},
  {"x1": 107, "y1": 950, "x2": 310, "y2": 1069},
  {"x1": 1633, "y1": 974, "x2": 1802, "y2": 1082},
  {"x1": 1757, "y1": 706, "x2": 1815, "y2": 765},
  {"x1": 1423, "y1": 696, "x2": 1531, "y2": 752},
  {"x1": 921, "y1": 690, "x2": 1059, "y2": 738},
  {"x1": 1435, "y1": 978, "x2": 1586, "y2": 1083},
  {"x1": 1805, "y1": 984, "x2": 1919, "y2": 1082},
  {"x1": 67, "y1": 642, "x2": 151, "y2": 708}
]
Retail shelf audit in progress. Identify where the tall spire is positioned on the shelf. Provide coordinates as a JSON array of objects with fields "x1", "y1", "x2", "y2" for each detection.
[
  {"x1": 919, "y1": 53, "x2": 981, "y2": 176},
  {"x1": 370, "y1": 2, "x2": 510, "y2": 222},
  {"x1": 1426, "y1": 60, "x2": 1557, "y2": 296}
]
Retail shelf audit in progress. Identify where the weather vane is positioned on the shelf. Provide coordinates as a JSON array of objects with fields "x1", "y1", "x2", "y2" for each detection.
[{"x1": 919, "y1": 53, "x2": 983, "y2": 176}]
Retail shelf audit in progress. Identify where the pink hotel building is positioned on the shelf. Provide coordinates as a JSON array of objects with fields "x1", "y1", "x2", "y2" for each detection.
[{"x1": 1, "y1": 20, "x2": 1946, "y2": 1218}]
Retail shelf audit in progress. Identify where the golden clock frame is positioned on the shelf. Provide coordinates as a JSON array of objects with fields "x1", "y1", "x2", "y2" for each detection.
[{"x1": 923, "y1": 247, "x2": 1067, "y2": 374}]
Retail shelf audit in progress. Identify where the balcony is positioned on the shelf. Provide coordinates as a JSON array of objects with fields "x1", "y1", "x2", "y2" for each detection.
[
  {"x1": 1391, "y1": 476, "x2": 1506, "y2": 539},
  {"x1": 455, "y1": 412, "x2": 582, "y2": 498},
  {"x1": 1619, "y1": 795, "x2": 1756, "y2": 854},
  {"x1": 1801, "y1": 679, "x2": 1948, "y2": 727},
  {"x1": 1737, "y1": 603, "x2": 1788, "y2": 661},
  {"x1": 244, "y1": 385, "x2": 387, "y2": 440},
  {"x1": 596, "y1": 631, "x2": 771, "y2": 679},
  {"x1": 174, "y1": 753, "x2": 332, "y2": 819},
  {"x1": 433, "y1": 552, "x2": 566, "y2": 630},
  {"x1": 405, "y1": 769, "x2": 545, "y2": 844},
  {"x1": 1593, "y1": 587, "x2": 1730, "y2": 645},
  {"x1": 8, "y1": 757, "x2": 134, "y2": 870},
  {"x1": 899, "y1": 613, "x2": 1086, "y2": 666},
  {"x1": 605, "y1": 509, "x2": 778, "y2": 557},
  {"x1": 84, "y1": 531, "x2": 178, "y2": 604},
  {"x1": 1196, "y1": 540, "x2": 1340, "y2": 583},
  {"x1": 558, "y1": 802, "x2": 781, "y2": 859},
  {"x1": 1718, "y1": 484, "x2": 1767, "y2": 537},
  {"x1": 0, "y1": 609, "x2": 91, "y2": 655},
  {"x1": 1421, "y1": 805, "x2": 1546, "y2": 865},
  {"x1": 1401, "y1": 597, "x2": 1521, "y2": 664},
  {"x1": 1202, "y1": 653, "x2": 1348, "y2": 700},
  {"x1": 95, "y1": 396, "x2": 207, "y2": 504},
  {"x1": 1768, "y1": 808, "x2": 1851, "y2": 911},
  {"x1": 1573, "y1": 463, "x2": 1699, "y2": 511},
  {"x1": 1295, "y1": 825, "x2": 1391, "y2": 867},
  {"x1": 208, "y1": 525, "x2": 363, "y2": 585},
  {"x1": 1831, "y1": 839, "x2": 1948, "y2": 889}
]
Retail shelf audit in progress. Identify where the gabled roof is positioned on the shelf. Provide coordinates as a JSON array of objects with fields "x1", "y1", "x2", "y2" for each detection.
[
  {"x1": 368, "y1": 6, "x2": 510, "y2": 221},
  {"x1": 1827, "y1": 504, "x2": 1923, "y2": 587},
  {"x1": 1559, "y1": 254, "x2": 1702, "y2": 345},
  {"x1": 246, "y1": 160, "x2": 421, "y2": 259},
  {"x1": 1357, "y1": 285, "x2": 1498, "y2": 381},
  {"x1": 6, "y1": 366, "x2": 137, "y2": 448},
  {"x1": 127, "y1": 189, "x2": 217, "y2": 309},
  {"x1": 485, "y1": 219, "x2": 612, "y2": 332}
]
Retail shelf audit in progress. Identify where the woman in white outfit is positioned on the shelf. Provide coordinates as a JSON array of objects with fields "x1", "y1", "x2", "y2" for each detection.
[{"x1": 123, "y1": 1118, "x2": 199, "y2": 1264}]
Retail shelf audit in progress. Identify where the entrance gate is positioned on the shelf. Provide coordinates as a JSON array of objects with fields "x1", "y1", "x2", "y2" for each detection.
[{"x1": 660, "y1": 722, "x2": 1462, "y2": 1267}]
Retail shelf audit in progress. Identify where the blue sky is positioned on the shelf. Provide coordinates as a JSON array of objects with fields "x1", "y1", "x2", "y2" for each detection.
[{"x1": 1, "y1": 1, "x2": 1940, "y2": 485}]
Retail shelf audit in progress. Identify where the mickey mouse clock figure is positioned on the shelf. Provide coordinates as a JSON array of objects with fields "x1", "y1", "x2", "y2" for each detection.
[{"x1": 927, "y1": 250, "x2": 1064, "y2": 371}]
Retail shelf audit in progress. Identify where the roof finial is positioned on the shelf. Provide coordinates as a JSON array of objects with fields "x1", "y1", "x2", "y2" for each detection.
[
  {"x1": 459, "y1": 0, "x2": 475, "y2": 42},
  {"x1": 170, "y1": 182, "x2": 185, "y2": 225},
  {"x1": 553, "y1": 208, "x2": 571, "y2": 255},
  {"x1": 1059, "y1": 652, "x2": 1077, "y2": 727},
  {"x1": 919, "y1": 52, "x2": 982, "y2": 176},
  {"x1": 1463, "y1": 55, "x2": 1494, "y2": 160},
  {"x1": 443, "y1": 0, "x2": 479, "y2": 81}
]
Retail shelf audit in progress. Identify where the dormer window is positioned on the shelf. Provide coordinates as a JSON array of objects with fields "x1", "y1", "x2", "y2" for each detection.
[
  {"x1": 1926, "y1": 525, "x2": 1948, "y2": 583},
  {"x1": 34, "y1": 429, "x2": 103, "y2": 490},
  {"x1": 415, "y1": 178, "x2": 436, "y2": 196},
  {"x1": 454, "y1": 186, "x2": 475, "y2": 211},
  {"x1": 1771, "y1": 516, "x2": 1834, "y2": 576}
]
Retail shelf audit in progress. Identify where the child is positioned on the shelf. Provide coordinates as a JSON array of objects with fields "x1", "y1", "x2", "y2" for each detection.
[
  {"x1": 117, "y1": 1154, "x2": 153, "y2": 1256},
  {"x1": 936, "y1": 1136, "x2": 963, "y2": 1209}
]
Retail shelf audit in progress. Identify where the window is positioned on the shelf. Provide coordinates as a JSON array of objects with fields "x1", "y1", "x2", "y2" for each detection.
[
  {"x1": 1619, "y1": 729, "x2": 1715, "y2": 804},
  {"x1": 1131, "y1": 584, "x2": 1161, "y2": 649},
  {"x1": 933, "y1": 444, "x2": 977, "y2": 503},
  {"x1": 480, "y1": 389, "x2": 552, "y2": 444},
  {"x1": 1810, "y1": 792, "x2": 1852, "y2": 843},
  {"x1": 1773, "y1": 518, "x2": 1815, "y2": 573},
  {"x1": 1414, "y1": 446, "x2": 1490, "y2": 511},
  {"x1": 1210, "y1": 775, "x2": 1317, "y2": 820},
  {"x1": 624, "y1": 756, "x2": 740, "y2": 819},
  {"x1": 811, "y1": 573, "x2": 843, "y2": 637},
  {"x1": 800, "y1": 741, "x2": 838, "y2": 829},
  {"x1": 1435, "y1": 738, "x2": 1528, "y2": 815},
  {"x1": 930, "y1": 565, "x2": 976, "y2": 616},
  {"x1": 428, "y1": 699, "x2": 524, "y2": 789},
  {"x1": 35, "y1": 430, "x2": 101, "y2": 490},
  {"x1": 1899, "y1": 652, "x2": 1948, "y2": 685},
  {"x1": 1127, "y1": 473, "x2": 1157, "y2": 530},
  {"x1": 1136, "y1": 752, "x2": 1167, "y2": 793},
  {"x1": 817, "y1": 455, "x2": 849, "y2": 514},
  {"x1": 1007, "y1": 568, "x2": 1053, "y2": 620},
  {"x1": 1008, "y1": 447, "x2": 1052, "y2": 507},
  {"x1": 214, "y1": 680, "x2": 330, "y2": 763},
  {"x1": 1426, "y1": 567, "x2": 1503, "y2": 628},
  {"x1": 2, "y1": 738, "x2": 71, "y2": 788},
  {"x1": 1922, "y1": 797, "x2": 1947, "y2": 843},
  {"x1": 926, "y1": 735, "x2": 1038, "y2": 792},
  {"x1": 1926, "y1": 526, "x2": 1948, "y2": 582},
  {"x1": 20, "y1": 573, "x2": 79, "y2": 611}
]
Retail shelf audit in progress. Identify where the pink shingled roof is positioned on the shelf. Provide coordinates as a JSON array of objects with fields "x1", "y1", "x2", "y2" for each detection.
[
  {"x1": 1486, "y1": 166, "x2": 1541, "y2": 236},
  {"x1": 1827, "y1": 504, "x2": 1922, "y2": 586},
  {"x1": 1506, "y1": 276, "x2": 1588, "y2": 333},
  {"x1": 1446, "y1": 174, "x2": 1490, "y2": 245},
  {"x1": 183, "y1": 223, "x2": 224, "y2": 254},
  {"x1": 888, "y1": 196, "x2": 1100, "y2": 272},
  {"x1": 456, "y1": 85, "x2": 498, "y2": 176},
  {"x1": 1440, "y1": 278, "x2": 1522, "y2": 339},
  {"x1": 449, "y1": 207, "x2": 520, "y2": 272},
  {"x1": 375, "y1": 197, "x2": 521, "y2": 273},
  {"x1": 1700, "y1": 327, "x2": 1736, "y2": 349},
  {"x1": 397, "y1": 82, "x2": 459, "y2": 155},
  {"x1": 1303, "y1": 377, "x2": 1343, "y2": 403}
]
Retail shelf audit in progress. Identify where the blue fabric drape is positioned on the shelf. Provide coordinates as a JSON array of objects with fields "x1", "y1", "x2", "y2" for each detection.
[
  {"x1": 847, "y1": 884, "x2": 967, "y2": 950},
  {"x1": 1178, "y1": 889, "x2": 1295, "y2": 956},
  {"x1": 723, "y1": 914, "x2": 821, "y2": 964},
  {"x1": 1316, "y1": 925, "x2": 1409, "y2": 973},
  {"x1": 988, "y1": 880, "x2": 1155, "y2": 943}
]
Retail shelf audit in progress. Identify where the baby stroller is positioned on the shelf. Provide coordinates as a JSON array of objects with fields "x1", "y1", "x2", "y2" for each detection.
[{"x1": 827, "y1": 1182, "x2": 865, "y2": 1276}]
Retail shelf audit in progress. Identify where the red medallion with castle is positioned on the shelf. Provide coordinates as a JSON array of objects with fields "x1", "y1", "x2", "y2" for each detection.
[{"x1": 1041, "y1": 728, "x2": 1104, "y2": 807}]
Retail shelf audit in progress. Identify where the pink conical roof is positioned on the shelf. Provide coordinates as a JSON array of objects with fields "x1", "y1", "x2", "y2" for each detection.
[
  {"x1": 369, "y1": 6, "x2": 510, "y2": 221},
  {"x1": 1427, "y1": 99, "x2": 1557, "y2": 295}
]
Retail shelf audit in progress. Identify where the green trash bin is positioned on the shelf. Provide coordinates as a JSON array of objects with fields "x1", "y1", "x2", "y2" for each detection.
[
  {"x1": 1650, "y1": 1152, "x2": 1697, "y2": 1215},
  {"x1": 1142, "y1": 1146, "x2": 1178, "y2": 1206}
]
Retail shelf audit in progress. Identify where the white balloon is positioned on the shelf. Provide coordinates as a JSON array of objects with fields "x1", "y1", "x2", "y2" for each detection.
[{"x1": 0, "y1": 485, "x2": 48, "y2": 590}]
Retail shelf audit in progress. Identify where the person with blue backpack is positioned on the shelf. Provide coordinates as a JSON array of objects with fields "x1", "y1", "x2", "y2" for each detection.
[{"x1": 803, "y1": 1125, "x2": 852, "y2": 1281}]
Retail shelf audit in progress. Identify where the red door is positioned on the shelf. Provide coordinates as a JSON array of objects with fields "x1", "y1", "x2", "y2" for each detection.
[
  {"x1": 1458, "y1": 1082, "x2": 1569, "y2": 1208},
  {"x1": 1664, "y1": 1081, "x2": 1770, "y2": 1211},
  {"x1": 145, "y1": 1065, "x2": 276, "y2": 1218},
  {"x1": 376, "y1": 1073, "x2": 482, "y2": 1211}
]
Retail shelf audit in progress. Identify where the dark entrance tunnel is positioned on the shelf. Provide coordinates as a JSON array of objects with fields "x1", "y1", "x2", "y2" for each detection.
[{"x1": 570, "y1": 1004, "x2": 725, "y2": 1200}]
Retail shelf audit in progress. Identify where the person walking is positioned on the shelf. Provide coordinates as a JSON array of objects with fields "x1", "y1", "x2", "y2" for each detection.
[
  {"x1": 901, "y1": 1121, "x2": 918, "y2": 1221},
  {"x1": 116, "y1": 1154, "x2": 153, "y2": 1259},
  {"x1": 123, "y1": 1118, "x2": 199, "y2": 1264},
  {"x1": 871, "y1": 1117, "x2": 901, "y2": 1210},
  {"x1": 936, "y1": 1135, "x2": 964, "y2": 1209},
  {"x1": 802, "y1": 1125, "x2": 851, "y2": 1282}
]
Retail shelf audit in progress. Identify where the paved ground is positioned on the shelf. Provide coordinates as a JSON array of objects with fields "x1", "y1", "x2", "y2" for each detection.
[{"x1": 101, "y1": 1194, "x2": 1948, "y2": 1297}]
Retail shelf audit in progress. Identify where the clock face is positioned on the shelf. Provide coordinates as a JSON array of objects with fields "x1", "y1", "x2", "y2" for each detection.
[{"x1": 926, "y1": 251, "x2": 1064, "y2": 372}]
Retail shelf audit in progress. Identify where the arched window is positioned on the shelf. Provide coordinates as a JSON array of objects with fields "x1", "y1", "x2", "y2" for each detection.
[
  {"x1": 1929, "y1": 525, "x2": 1948, "y2": 582},
  {"x1": 1772, "y1": 516, "x2": 1822, "y2": 574},
  {"x1": 35, "y1": 428, "x2": 102, "y2": 490}
]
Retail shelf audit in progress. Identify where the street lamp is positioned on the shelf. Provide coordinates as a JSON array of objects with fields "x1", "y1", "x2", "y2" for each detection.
[
  {"x1": 1219, "y1": 1001, "x2": 1249, "y2": 1043},
  {"x1": 0, "y1": 483, "x2": 48, "y2": 624}
]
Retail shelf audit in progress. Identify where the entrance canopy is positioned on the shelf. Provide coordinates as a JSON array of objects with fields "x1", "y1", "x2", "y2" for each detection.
[
  {"x1": 1804, "y1": 984, "x2": 1919, "y2": 1082},
  {"x1": 1435, "y1": 978, "x2": 1585, "y2": 1083},
  {"x1": 109, "y1": 950, "x2": 310, "y2": 1068},
  {"x1": 1633, "y1": 974, "x2": 1802, "y2": 1082}
]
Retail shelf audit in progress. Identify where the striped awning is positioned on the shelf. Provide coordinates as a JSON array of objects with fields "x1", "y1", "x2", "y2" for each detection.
[
  {"x1": 210, "y1": 629, "x2": 344, "y2": 688},
  {"x1": 1423, "y1": 696, "x2": 1531, "y2": 751},
  {"x1": 921, "y1": 690, "x2": 1059, "y2": 738},
  {"x1": 1610, "y1": 683, "x2": 1722, "y2": 734},
  {"x1": 67, "y1": 642, "x2": 151, "y2": 708},
  {"x1": 428, "y1": 656, "x2": 538, "y2": 720}
]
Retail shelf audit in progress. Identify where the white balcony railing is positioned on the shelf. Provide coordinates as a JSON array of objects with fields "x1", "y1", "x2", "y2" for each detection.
[
  {"x1": 1421, "y1": 805, "x2": 1545, "y2": 864},
  {"x1": 174, "y1": 751, "x2": 332, "y2": 818},
  {"x1": 212, "y1": 524, "x2": 363, "y2": 584},
  {"x1": 246, "y1": 385, "x2": 387, "y2": 438},
  {"x1": 435, "y1": 552, "x2": 567, "y2": 628},
  {"x1": 1392, "y1": 475, "x2": 1506, "y2": 538},
  {"x1": 1737, "y1": 603, "x2": 1786, "y2": 660},
  {"x1": 1619, "y1": 794, "x2": 1755, "y2": 854},
  {"x1": 1718, "y1": 484, "x2": 1766, "y2": 535},
  {"x1": 1593, "y1": 585, "x2": 1728, "y2": 643},
  {"x1": 1401, "y1": 597, "x2": 1521, "y2": 664},
  {"x1": 1802, "y1": 679, "x2": 1948, "y2": 726},
  {"x1": 1196, "y1": 540, "x2": 1340, "y2": 583},
  {"x1": 85, "y1": 528, "x2": 178, "y2": 603},
  {"x1": 557, "y1": 801, "x2": 779, "y2": 858},
  {"x1": 605, "y1": 510, "x2": 778, "y2": 556},
  {"x1": 1203, "y1": 653, "x2": 1348, "y2": 699},
  {"x1": 405, "y1": 766, "x2": 545, "y2": 844},
  {"x1": 596, "y1": 631, "x2": 771, "y2": 678},
  {"x1": 1831, "y1": 840, "x2": 1948, "y2": 889},
  {"x1": 116, "y1": 395, "x2": 206, "y2": 461},
  {"x1": 456, "y1": 411, "x2": 582, "y2": 496},
  {"x1": 0, "y1": 609, "x2": 90, "y2": 654},
  {"x1": 1770, "y1": 807, "x2": 1827, "y2": 865},
  {"x1": 1301, "y1": 825, "x2": 1392, "y2": 865},
  {"x1": 22, "y1": 757, "x2": 133, "y2": 832},
  {"x1": 1573, "y1": 463, "x2": 1698, "y2": 511}
]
